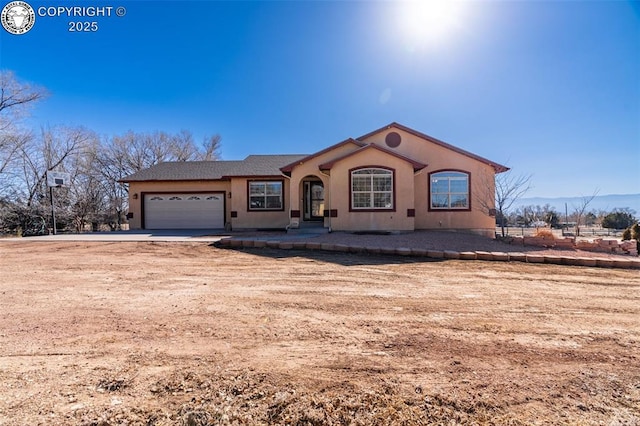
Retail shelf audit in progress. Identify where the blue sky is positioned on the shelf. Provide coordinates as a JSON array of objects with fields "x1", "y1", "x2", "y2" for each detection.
[{"x1": 1, "y1": 0, "x2": 638, "y2": 198}]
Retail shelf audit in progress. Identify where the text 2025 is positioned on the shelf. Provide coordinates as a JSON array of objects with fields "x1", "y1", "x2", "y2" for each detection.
[{"x1": 68, "y1": 21, "x2": 98, "y2": 32}]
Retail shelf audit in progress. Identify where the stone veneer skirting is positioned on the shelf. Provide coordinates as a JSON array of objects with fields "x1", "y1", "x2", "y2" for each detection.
[
  {"x1": 507, "y1": 236, "x2": 638, "y2": 256},
  {"x1": 217, "y1": 238, "x2": 640, "y2": 270}
]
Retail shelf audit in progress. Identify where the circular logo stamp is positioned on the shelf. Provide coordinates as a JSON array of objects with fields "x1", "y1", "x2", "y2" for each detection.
[{"x1": 1, "y1": 1, "x2": 35, "y2": 35}]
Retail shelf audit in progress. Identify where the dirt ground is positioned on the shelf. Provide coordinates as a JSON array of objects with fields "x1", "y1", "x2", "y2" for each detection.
[{"x1": 0, "y1": 241, "x2": 638, "y2": 425}]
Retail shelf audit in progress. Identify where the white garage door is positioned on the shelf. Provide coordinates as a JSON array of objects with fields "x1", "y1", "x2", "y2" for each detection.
[{"x1": 144, "y1": 193, "x2": 225, "y2": 229}]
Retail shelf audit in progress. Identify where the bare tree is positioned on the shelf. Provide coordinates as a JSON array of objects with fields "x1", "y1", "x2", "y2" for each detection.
[
  {"x1": 572, "y1": 190, "x2": 599, "y2": 237},
  {"x1": 0, "y1": 131, "x2": 32, "y2": 175},
  {"x1": 0, "y1": 71, "x2": 47, "y2": 123},
  {"x1": 64, "y1": 136, "x2": 108, "y2": 232},
  {"x1": 92, "y1": 136, "x2": 133, "y2": 230},
  {"x1": 200, "y1": 134, "x2": 222, "y2": 160},
  {"x1": 16, "y1": 126, "x2": 93, "y2": 206},
  {"x1": 0, "y1": 71, "x2": 47, "y2": 176},
  {"x1": 103, "y1": 130, "x2": 221, "y2": 175},
  {"x1": 477, "y1": 169, "x2": 532, "y2": 238},
  {"x1": 3, "y1": 126, "x2": 96, "y2": 234},
  {"x1": 169, "y1": 129, "x2": 199, "y2": 161}
]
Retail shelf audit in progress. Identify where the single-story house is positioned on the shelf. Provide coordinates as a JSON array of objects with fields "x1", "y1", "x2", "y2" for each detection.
[{"x1": 121, "y1": 122, "x2": 508, "y2": 237}]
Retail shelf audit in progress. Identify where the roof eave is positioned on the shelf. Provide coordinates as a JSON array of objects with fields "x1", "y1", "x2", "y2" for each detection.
[
  {"x1": 220, "y1": 174, "x2": 288, "y2": 179},
  {"x1": 120, "y1": 177, "x2": 229, "y2": 183}
]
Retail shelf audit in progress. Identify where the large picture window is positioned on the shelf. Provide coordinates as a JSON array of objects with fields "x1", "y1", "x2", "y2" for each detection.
[
  {"x1": 248, "y1": 180, "x2": 283, "y2": 210},
  {"x1": 351, "y1": 168, "x2": 393, "y2": 210},
  {"x1": 430, "y1": 171, "x2": 469, "y2": 210}
]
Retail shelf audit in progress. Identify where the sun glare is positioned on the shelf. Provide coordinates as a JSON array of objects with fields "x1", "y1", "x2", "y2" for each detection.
[{"x1": 397, "y1": 0, "x2": 464, "y2": 48}]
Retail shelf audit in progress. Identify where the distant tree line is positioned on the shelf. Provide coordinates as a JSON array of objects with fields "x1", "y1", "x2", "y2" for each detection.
[
  {"x1": 477, "y1": 171, "x2": 638, "y2": 238},
  {"x1": 498, "y1": 204, "x2": 637, "y2": 233},
  {"x1": 0, "y1": 71, "x2": 221, "y2": 235},
  {"x1": 485, "y1": 171, "x2": 638, "y2": 237}
]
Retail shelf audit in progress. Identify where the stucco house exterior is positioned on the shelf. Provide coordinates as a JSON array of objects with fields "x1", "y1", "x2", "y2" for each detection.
[{"x1": 121, "y1": 122, "x2": 508, "y2": 237}]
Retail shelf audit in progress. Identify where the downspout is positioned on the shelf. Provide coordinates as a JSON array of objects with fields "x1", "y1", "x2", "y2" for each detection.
[
  {"x1": 280, "y1": 172, "x2": 293, "y2": 230},
  {"x1": 320, "y1": 169, "x2": 331, "y2": 232}
]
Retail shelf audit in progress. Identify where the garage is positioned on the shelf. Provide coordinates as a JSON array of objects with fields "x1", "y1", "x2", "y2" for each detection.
[{"x1": 143, "y1": 193, "x2": 225, "y2": 229}]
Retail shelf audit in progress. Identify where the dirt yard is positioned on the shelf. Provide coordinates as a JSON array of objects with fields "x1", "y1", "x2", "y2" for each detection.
[{"x1": 0, "y1": 241, "x2": 638, "y2": 425}]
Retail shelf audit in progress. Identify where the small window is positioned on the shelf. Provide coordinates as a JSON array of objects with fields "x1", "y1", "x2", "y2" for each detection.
[
  {"x1": 149, "y1": 196, "x2": 163, "y2": 201},
  {"x1": 169, "y1": 196, "x2": 182, "y2": 201},
  {"x1": 430, "y1": 171, "x2": 469, "y2": 210},
  {"x1": 351, "y1": 168, "x2": 393, "y2": 210},
  {"x1": 206, "y1": 196, "x2": 220, "y2": 201},
  {"x1": 187, "y1": 196, "x2": 201, "y2": 200},
  {"x1": 248, "y1": 181, "x2": 283, "y2": 210}
]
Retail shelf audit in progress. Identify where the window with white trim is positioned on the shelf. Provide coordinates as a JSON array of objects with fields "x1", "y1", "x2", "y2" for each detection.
[
  {"x1": 430, "y1": 171, "x2": 469, "y2": 209},
  {"x1": 351, "y1": 168, "x2": 393, "y2": 210},
  {"x1": 249, "y1": 181, "x2": 283, "y2": 210}
]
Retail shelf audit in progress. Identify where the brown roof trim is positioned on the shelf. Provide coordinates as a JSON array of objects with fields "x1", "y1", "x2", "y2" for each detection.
[
  {"x1": 119, "y1": 178, "x2": 230, "y2": 183},
  {"x1": 220, "y1": 174, "x2": 287, "y2": 179},
  {"x1": 318, "y1": 143, "x2": 427, "y2": 172},
  {"x1": 280, "y1": 138, "x2": 365, "y2": 173},
  {"x1": 357, "y1": 122, "x2": 510, "y2": 173}
]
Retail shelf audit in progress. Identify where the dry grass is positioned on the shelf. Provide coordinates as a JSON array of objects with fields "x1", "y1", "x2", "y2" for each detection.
[{"x1": 76, "y1": 368, "x2": 526, "y2": 426}]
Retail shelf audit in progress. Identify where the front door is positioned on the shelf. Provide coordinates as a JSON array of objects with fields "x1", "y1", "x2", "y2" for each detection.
[{"x1": 303, "y1": 181, "x2": 324, "y2": 221}]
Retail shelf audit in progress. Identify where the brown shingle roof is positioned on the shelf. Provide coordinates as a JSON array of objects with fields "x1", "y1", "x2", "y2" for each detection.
[
  {"x1": 120, "y1": 155, "x2": 307, "y2": 182},
  {"x1": 237, "y1": 155, "x2": 308, "y2": 177}
]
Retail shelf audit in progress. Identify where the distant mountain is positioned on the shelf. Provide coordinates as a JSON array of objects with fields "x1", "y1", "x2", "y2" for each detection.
[{"x1": 512, "y1": 194, "x2": 640, "y2": 214}]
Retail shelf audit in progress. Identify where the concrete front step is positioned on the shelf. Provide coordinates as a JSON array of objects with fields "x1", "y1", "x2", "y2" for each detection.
[{"x1": 287, "y1": 225, "x2": 329, "y2": 234}]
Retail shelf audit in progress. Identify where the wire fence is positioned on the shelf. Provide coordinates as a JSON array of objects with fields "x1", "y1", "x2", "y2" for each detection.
[{"x1": 497, "y1": 226, "x2": 625, "y2": 239}]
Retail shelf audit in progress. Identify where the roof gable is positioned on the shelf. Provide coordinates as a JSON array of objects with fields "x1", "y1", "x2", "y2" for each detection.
[
  {"x1": 318, "y1": 143, "x2": 427, "y2": 172},
  {"x1": 358, "y1": 122, "x2": 509, "y2": 173},
  {"x1": 280, "y1": 138, "x2": 365, "y2": 173}
]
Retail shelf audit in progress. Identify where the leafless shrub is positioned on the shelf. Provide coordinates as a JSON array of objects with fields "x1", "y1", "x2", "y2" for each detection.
[{"x1": 534, "y1": 229, "x2": 555, "y2": 240}]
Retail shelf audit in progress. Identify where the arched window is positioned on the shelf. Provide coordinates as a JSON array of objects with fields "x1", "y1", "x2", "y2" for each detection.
[
  {"x1": 351, "y1": 168, "x2": 394, "y2": 210},
  {"x1": 430, "y1": 171, "x2": 470, "y2": 210}
]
